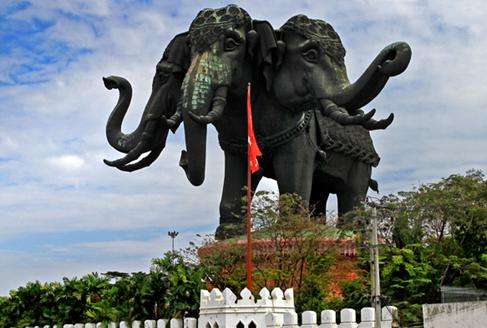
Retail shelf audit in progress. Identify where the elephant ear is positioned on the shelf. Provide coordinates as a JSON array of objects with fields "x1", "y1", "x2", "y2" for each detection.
[
  {"x1": 160, "y1": 31, "x2": 191, "y2": 73},
  {"x1": 156, "y1": 31, "x2": 191, "y2": 134},
  {"x1": 251, "y1": 20, "x2": 279, "y2": 91}
]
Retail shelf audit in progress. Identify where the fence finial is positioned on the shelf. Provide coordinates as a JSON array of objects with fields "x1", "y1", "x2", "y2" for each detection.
[
  {"x1": 144, "y1": 320, "x2": 156, "y2": 328},
  {"x1": 358, "y1": 307, "x2": 374, "y2": 328},
  {"x1": 340, "y1": 308, "x2": 357, "y2": 328},
  {"x1": 284, "y1": 289, "x2": 294, "y2": 303},
  {"x1": 238, "y1": 287, "x2": 255, "y2": 304},
  {"x1": 222, "y1": 287, "x2": 237, "y2": 305},
  {"x1": 157, "y1": 319, "x2": 168, "y2": 328},
  {"x1": 302, "y1": 311, "x2": 317, "y2": 328},
  {"x1": 321, "y1": 309, "x2": 337, "y2": 328}
]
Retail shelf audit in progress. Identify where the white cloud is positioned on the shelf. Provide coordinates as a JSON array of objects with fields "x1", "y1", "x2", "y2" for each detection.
[{"x1": 48, "y1": 154, "x2": 85, "y2": 170}]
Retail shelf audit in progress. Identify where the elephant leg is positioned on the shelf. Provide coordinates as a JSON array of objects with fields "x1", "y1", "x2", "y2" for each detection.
[
  {"x1": 337, "y1": 161, "x2": 371, "y2": 226},
  {"x1": 215, "y1": 151, "x2": 262, "y2": 240},
  {"x1": 272, "y1": 130, "x2": 317, "y2": 205}
]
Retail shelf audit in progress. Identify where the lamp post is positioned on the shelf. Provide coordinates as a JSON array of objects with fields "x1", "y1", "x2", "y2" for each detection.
[
  {"x1": 369, "y1": 207, "x2": 381, "y2": 327},
  {"x1": 168, "y1": 230, "x2": 179, "y2": 254}
]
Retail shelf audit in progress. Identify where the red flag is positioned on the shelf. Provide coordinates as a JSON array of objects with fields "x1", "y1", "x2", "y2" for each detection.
[{"x1": 247, "y1": 83, "x2": 261, "y2": 173}]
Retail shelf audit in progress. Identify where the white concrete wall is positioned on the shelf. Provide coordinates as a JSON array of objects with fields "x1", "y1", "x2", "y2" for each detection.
[
  {"x1": 422, "y1": 301, "x2": 487, "y2": 328},
  {"x1": 26, "y1": 288, "x2": 400, "y2": 328}
]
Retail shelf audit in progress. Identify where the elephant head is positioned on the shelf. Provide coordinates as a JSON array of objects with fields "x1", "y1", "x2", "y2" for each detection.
[
  {"x1": 175, "y1": 5, "x2": 273, "y2": 186},
  {"x1": 273, "y1": 15, "x2": 412, "y2": 129},
  {"x1": 103, "y1": 32, "x2": 190, "y2": 171}
]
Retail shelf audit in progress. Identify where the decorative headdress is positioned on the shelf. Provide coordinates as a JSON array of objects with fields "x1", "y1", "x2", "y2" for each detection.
[
  {"x1": 189, "y1": 4, "x2": 252, "y2": 53},
  {"x1": 281, "y1": 15, "x2": 346, "y2": 65}
]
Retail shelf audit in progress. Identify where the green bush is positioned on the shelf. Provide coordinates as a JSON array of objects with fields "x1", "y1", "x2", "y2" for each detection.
[{"x1": 0, "y1": 253, "x2": 204, "y2": 328}]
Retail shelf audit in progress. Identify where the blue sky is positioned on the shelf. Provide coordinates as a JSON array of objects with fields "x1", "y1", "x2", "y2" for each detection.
[{"x1": 1, "y1": 0, "x2": 487, "y2": 295}]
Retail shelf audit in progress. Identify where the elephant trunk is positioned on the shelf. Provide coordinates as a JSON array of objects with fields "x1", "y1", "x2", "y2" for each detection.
[
  {"x1": 179, "y1": 52, "x2": 232, "y2": 186},
  {"x1": 331, "y1": 42, "x2": 412, "y2": 110},
  {"x1": 103, "y1": 76, "x2": 153, "y2": 154}
]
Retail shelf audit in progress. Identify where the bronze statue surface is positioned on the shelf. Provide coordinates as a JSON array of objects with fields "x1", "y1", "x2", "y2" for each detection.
[{"x1": 102, "y1": 4, "x2": 412, "y2": 239}]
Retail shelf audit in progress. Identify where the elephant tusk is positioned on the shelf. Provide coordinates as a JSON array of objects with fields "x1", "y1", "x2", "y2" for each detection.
[
  {"x1": 115, "y1": 146, "x2": 164, "y2": 172},
  {"x1": 103, "y1": 119, "x2": 160, "y2": 168}
]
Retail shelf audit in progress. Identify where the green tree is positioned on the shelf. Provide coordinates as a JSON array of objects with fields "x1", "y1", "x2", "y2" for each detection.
[
  {"x1": 151, "y1": 253, "x2": 205, "y2": 318},
  {"x1": 341, "y1": 170, "x2": 487, "y2": 325}
]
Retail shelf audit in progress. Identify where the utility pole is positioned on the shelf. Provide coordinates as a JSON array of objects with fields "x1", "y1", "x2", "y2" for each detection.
[
  {"x1": 369, "y1": 207, "x2": 382, "y2": 327},
  {"x1": 168, "y1": 230, "x2": 179, "y2": 254}
]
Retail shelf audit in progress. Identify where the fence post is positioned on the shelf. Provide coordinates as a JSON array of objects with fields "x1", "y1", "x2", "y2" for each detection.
[
  {"x1": 184, "y1": 318, "x2": 197, "y2": 328},
  {"x1": 381, "y1": 306, "x2": 398, "y2": 328},
  {"x1": 339, "y1": 309, "x2": 357, "y2": 328},
  {"x1": 157, "y1": 320, "x2": 168, "y2": 328},
  {"x1": 302, "y1": 311, "x2": 317, "y2": 328},
  {"x1": 320, "y1": 310, "x2": 337, "y2": 328},
  {"x1": 144, "y1": 320, "x2": 157, "y2": 328},
  {"x1": 132, "y1": 321, "x2": 141, "y2": 328},
  {"x1": 284, "y1": 311, "x2": 298, "y2": 328},
  {"x1": 170, "y1": 318, "x2": 182, "y2": 328},
  {"x1": 357, "y1": 308, "x2": 374, "y2": 328},
  {"x1": 144, "y1": 320, "x2": 156, "y2": 328}
]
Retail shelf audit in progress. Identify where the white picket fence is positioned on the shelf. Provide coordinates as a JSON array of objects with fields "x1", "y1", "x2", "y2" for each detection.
[
  {"x1": 274, "y1": 307, "x2": 398, "y2": 328},
  {"x1": 27, "y1": 319, "x2": 189, "y2": 328},
  {"x1": 26, "y1": 287, "x2": 399, "y2": 328}
]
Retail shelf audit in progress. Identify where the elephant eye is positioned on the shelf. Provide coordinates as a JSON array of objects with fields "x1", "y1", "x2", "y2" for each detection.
[
  {"x1": 303, "y1": 48, "x2": 319, "y2": 63},
  {"x1": 224, "y1": 37, "x2": 240, "y2": 51}
]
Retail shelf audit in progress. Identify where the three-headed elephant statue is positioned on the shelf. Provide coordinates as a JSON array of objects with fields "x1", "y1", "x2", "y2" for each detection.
[{"x1": 102, "y1": 5, "x2": 412, "y2": 239}]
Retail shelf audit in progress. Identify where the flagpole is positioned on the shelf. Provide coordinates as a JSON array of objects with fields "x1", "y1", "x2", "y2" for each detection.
[
  {"x1": 246, "y1": 82, "x2": 253, "y2": 291},
  {"x1": 246, "y1": 144, "x2": 253, "y2": 290}
]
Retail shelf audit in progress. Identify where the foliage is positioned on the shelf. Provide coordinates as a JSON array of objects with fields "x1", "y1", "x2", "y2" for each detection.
[
  {"x1": 341, "y1": 170, "x2": 487, "y2": 325},
  {"x1": 199, "y1": 192, "x2": 354, "y2": 314},
  {"x1": 151, "y1": 253, "x2": 205, "y2": 318},
  {"x1": 0, "y1": 253, "x2": 204, "y2": 328}
]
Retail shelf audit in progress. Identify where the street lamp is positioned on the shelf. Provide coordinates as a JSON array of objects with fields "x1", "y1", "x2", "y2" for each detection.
[{"x1": 168, "y1": 230, "x2": 179, "y2": 254}]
